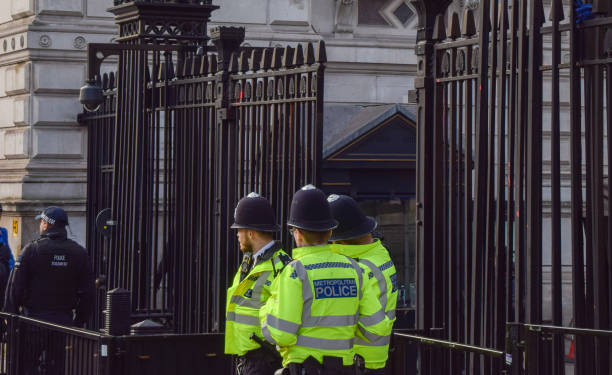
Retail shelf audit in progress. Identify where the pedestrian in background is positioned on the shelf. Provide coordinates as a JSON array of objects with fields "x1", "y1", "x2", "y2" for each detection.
[
  {"x1": 0, "y1": 204, "x2": 15, "y2": 299},
  {"x1": 328, "y1": 194, "x2": 398, "y2": 374},
  {"x1": 225, "y1": 193, "x2": 292, "y2": 375}
]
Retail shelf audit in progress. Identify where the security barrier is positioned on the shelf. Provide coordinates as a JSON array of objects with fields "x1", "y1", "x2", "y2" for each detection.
[
  {"x1": 410, "y1": 0, "x2": 612, "y2": 373},
  {"x1": 0, "y1": 313, "x2": 230, "y2": 375}
]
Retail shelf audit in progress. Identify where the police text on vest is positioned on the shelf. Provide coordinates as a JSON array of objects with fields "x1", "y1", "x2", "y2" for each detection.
[
  {"x1": 313, "y1": 279, "x2": 357, "y2": 299},
  {"x1": 51, "y1": 254, "x2": 68, "y2": 267}
]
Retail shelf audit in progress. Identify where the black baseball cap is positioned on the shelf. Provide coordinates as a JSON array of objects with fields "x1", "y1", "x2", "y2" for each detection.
[{"x1": 35, "y1": 206, "x2": 69, "y2": 226}]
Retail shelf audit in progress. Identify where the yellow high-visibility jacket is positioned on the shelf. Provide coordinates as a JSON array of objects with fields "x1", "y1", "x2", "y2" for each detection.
[
  {"x1": 333, "y1": 240, "x2": 398, "y2": 369},
  {"x1": 225, "y1": 242, "x2": 291, "y2": 356},
  {"x1": 259, "y1": 244, "x2": 389, "y2": 367}
]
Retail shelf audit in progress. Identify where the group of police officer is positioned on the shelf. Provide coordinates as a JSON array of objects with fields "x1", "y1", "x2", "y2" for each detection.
[{"x1": 225, "y1": 185, "x2": 398, "y2": 375}]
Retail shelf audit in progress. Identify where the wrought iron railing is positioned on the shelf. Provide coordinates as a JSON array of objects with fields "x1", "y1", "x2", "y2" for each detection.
[
  {"x1": 79, "y1": 19, "x2": 326, "y2": 332},
  {"x1": 393, "y1": 330, "x2": 507, "y2": 374},
  {"x1": 410, "y1": 0, "x2": 612, "y2": 373},
  {"x1": 0, "y1": 312, "x2": 229, "y2": 375},
  {"x1": 0, "y1": 312, "x2": 111, "y2": 375}
]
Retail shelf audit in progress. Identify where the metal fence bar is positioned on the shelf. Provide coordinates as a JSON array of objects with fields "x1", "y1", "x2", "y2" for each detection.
[
  {"x1": 549, "y1": 1, "x2": 564, "y2": 374},
  {"x1": 494, "y1": 0, "x2": 508, "y2": 358},
  {"x1": 394, "y1": 332, "x2": 505, "y2": 358}
]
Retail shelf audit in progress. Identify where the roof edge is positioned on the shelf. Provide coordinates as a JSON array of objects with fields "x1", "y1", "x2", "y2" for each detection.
[{"x1": 323, "y1": 104, "x2": 416, "y2": 159}]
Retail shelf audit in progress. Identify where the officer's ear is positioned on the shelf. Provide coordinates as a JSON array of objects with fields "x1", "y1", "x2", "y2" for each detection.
[{"x1": 291, "y1": 228, "x2": 301, "y2": 241}]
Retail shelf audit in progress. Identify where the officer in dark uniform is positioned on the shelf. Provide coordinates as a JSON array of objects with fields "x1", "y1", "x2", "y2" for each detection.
[{"x1": 4, "y1": 206, "x2": 95, "y2": 327}]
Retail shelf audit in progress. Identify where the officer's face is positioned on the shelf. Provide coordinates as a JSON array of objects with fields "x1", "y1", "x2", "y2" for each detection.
[
  {"x1": 237, "y1": 229, "x2": 253, "y2": 253},
  {"x1": 39, "y1": 219, "x2": 49, "y2": 233}
]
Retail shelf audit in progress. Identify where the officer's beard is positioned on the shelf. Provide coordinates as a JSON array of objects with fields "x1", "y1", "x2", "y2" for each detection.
[{"x1": 239, "y1": 238, "x2": 253, "y2": 253}]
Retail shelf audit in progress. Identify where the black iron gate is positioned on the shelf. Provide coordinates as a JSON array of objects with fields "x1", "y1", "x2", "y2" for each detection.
[
  {"x1": 78, "y1": 1, "x2": 325, "y2": 334},
  {"x1": 410, "y1": 0, "x2": 612, "y2": 373}
]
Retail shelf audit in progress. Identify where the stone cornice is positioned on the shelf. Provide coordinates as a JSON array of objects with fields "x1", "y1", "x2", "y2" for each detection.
[
  {"x1": 27, "y1": 23, "x2": 117, "y2": 35},
  {"x1": 325, "y1": 61, "x2": 416, "y2": 75},
  {"x1": 0, "y1": 17, "x2": 34, "y2": 36},
  {"x1": 0, "y1": 199, "x2": 87, "y2": 213},
  {"x1": 236, "y1": 30, "x2": 417, "y2": 49},
  {"x1": 325, "y1": 37, "x2": 417, "y2": 49}
]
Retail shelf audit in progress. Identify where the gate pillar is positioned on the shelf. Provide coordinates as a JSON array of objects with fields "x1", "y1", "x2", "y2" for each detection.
[
  {"x1": 408, "y1": 0, "x2": 452, "y2": 334},
  {"x1": 210, "y1": 26, "x2": 245, "y2": 331}
]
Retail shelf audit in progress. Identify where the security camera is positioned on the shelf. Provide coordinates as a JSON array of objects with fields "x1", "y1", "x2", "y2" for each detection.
[{"x1": 79, "y1": 79, "x2": 104, "y2": 112}]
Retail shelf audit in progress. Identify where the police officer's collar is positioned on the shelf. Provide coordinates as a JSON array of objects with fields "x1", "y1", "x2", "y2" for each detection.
[
  {"x1": 253, "y1": 240, "x2": 282, "y2": 265},
  {"x1": 331, "y1": 239, "x2": 382, "y2": 258},
  {"x1": 41, "y1": 226, "x2": 68, "y2": 240},
  {"x1": 291, "y1": 244, "x2": 331, "y2": 260}
]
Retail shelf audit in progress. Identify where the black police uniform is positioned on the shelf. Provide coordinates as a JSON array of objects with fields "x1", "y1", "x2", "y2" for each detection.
[{"x1": 4, "y1": 225, "x2": 95, "y2": 326}]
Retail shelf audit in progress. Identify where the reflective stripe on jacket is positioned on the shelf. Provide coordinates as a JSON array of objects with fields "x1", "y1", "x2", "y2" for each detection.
[
  {"x1": 332, "y1": 240, "x2": 398, "y2": 369},
  {"x1": 225, "y1": 243, "x2": 291, "y2": 356},
  {"x1": 260, "y1": 244, "x2": 389, "y2": 367}
]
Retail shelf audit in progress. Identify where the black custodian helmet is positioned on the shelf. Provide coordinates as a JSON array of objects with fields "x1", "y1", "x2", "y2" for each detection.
[
  {"x1": 287, "y1": 185, "x2": 338, "y2": 231},
  {"x1": 231, "y1": 193, "x2": 280, "y2": 232},
  {"x1": 327, "y1": 194, "x2": 377, "y2": 241}
]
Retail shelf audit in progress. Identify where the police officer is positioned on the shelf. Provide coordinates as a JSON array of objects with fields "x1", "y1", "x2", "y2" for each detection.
[
  {"x1": 328, "y1": 195, "x2": 398, "y2": 374},
  {"x1": 226, "y1": 193, "x2": 292, "y2": 375},
  {"x1": 3, "y1": 206, "x2": 95, "y2": 327},
  {"x1": 260, "y1": 185, "x2": 388, "y2": 375}
]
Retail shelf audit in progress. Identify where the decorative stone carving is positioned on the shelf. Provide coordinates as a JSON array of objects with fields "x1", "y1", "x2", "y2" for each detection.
[
  {"x1": 39, "y1": 34, "x2": 52, "y2": 48},
  {"x1": 73, "y1": 36, "x2": 87, "y2": 49},
  {"x1": 335, "y1": 0, "x2": 357, "y2": 34}
]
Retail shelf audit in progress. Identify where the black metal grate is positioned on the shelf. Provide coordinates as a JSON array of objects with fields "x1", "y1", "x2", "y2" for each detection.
[
  {"x1": 411, "y1": 0, "x2": 612, "y2": 373},
  {"x1": 79, "y1": 18, "x2": 326, "y2": 334}
]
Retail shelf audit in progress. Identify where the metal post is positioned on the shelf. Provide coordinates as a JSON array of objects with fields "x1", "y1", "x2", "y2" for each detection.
[{"x1": 211, "y1": 26, "x2": 245, "y2": 332}]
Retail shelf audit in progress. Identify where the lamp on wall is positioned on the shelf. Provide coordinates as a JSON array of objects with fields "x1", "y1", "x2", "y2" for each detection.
[{"x1": 79, "y1": 78, "x2": 104, "y2": 112}]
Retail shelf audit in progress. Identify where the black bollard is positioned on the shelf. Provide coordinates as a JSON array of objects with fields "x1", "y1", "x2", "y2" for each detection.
[{"x1": 104, "y1": 288, "x2": 131, "y2": 336}]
